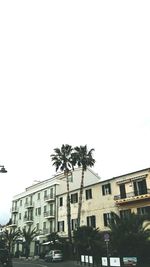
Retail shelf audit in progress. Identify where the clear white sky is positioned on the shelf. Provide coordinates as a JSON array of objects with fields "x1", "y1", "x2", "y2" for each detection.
[{"x1": 0, "y1": 1, "x2": 150, "y2": 224}]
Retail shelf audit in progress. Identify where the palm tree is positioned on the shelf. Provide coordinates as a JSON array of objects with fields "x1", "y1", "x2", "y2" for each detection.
[
  {"x1": 21, "y1": 227, "x2": 39, "y2": 258},
  {"x1": 3, "y1": 228, "x2": 21, "y2": 254},
  {"x1": 74, "y1": 226, "x2": 104, "y2": 262},
  {"x1": 73, "y1": 145, "x2": 95, "y2": 227},
  {"x1": 108, "y1": 212, "x2": 150, "y2": 259},
  {"x1": 50, "y1": 144, "x2": 73, "y2": 244}
]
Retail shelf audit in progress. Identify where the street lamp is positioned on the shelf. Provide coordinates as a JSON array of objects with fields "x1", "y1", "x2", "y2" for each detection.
[{"x1": 0, "y1": 165, "x2": 7, "y2": 173}]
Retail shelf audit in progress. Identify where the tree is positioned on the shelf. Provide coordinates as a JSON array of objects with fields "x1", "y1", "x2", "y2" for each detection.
[
  {"x1": 47, "y1": 232, "x2": 64, "y2": 249},
  {"x1": 3, "y1": 228, "x2": 21, "y2": 254},
  {"x1": 108, "y1": 212, "x2": 150, "y2": 260},
  {"x1": 21, "y1": 227, "x2": 38, "y2": 258},
  {"x1": 73, "y1": 145, "x2": 95, "y2": 227},
  {"x1": 74, "y1": 226, "x2": 104, "y2": 261},
  {"x1": 50, "y1": 144, "x2": 73, "y2": 244}
]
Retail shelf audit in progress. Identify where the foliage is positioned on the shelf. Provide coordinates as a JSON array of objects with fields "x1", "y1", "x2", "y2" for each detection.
[
  {"x1": 50, "y1": 144, "x2": 73, "y2": 244},
  {"x1": 50, "y1": 144, "x2": 73, "y2": 173},
  {"x1": 46, "y1": 232, "x2": 70, "y2": 260},
  {"x1": 72, "y1": 145, "x2": 95, "y2": 171},
  {"x1": 21, "y1": 227, "x2": 39, "y2": 258},
  {"x1": 3, "y1": 228, "x2": 21, "y2": 253},
  {"x1": 74, "y1": 226, "x2": 105, "y2": 259},
  {"x1": 108, "y1": 212, "x2": 150, "y2": 259}
]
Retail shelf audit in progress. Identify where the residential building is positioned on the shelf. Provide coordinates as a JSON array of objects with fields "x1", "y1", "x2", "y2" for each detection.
[
  {"x1": 10, "y1": 168, "x2": 101, "y2": 255},
  {"x1": 10, "y1": 167, "x2": 150, "y2": 256}
]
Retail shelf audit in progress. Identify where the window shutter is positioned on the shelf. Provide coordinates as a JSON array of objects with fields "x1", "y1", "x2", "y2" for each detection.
[
  {"x1": 108, "y1": 184, "x2": 111, "y2": 194},
  {"x1": 62, "y1": 221, "x2": 64, "y2": 231},
  {"x1": 102, "y1": 185, "x2": 105, "y2": 195},
  {"x1": 58, "y1": 222, "x2": 60, "y2": 232},
  {"x1": 92, "y1": 216, "x2": 96, "y2": 228},
  {"x1": 103, "y1": 213, "x2": 107, "y2": 226}
]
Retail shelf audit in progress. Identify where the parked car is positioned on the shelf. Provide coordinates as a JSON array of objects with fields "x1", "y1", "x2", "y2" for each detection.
[
  {"x1": 44, "y1": 250, "x2": 63, "y2": 262},
  {"x1": 0, "y1": 249, "x2": 13, "y2": 267}
]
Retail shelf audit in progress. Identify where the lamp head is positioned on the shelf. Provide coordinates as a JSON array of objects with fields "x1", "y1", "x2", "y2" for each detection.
[{"x1": 0, "y1": 166, "x2": 7, "y2": 173}]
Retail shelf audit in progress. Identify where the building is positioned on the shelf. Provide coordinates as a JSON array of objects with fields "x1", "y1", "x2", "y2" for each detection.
[{"x1": 10, "y1": 167, "x2": 150, "y2": 256}]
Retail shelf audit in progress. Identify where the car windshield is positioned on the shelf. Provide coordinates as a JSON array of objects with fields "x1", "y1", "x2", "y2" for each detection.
[{"x1": 54, "y1": 250, "x2": 62, "y2": 254}]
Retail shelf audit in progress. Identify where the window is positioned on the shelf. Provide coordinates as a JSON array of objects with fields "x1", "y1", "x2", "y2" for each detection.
[
  {"x1": 38, "y1": 207, "x2": 41, "y2": 216},
  {"x1": 44, "y1": 206, "x2": 47, "y2": 213},
  {"x1": 120, "y1": 209, "x2": 131, "y2": 218},
  {"x1": 133, "y1": 179, "x2": 147, "y2": 196},
  {"x1": 71, "y1": 193, "x2": 78, "y2": 203},
  {"x1": 119, "y1": 184, "x2": 126, "y2": 199},
  {"x1": 59, "y1": 197, "x2": 63, "y2": 207},
  {"x1": 103, "y1": 213, "x2": 111, "y2": 227},
  {"x1": 24, "y1": 211, "x2": 27, "y2": 219},
  {"x1": 87, "y1": 215, "x2": 96, "y2": 228},
  {"x1": 68, "y1": 173, "x2": 73, "y2": 182},
  {"x1": 19, "y1": 213, "x2": 21, "y2": 220},
  {"x1": 137, "y1": 206, "x2": 150, "y2": 215},
  {"x1": 25, "y1": 197, "x2": 28, "y2": 204},
  {"x1": 37, "y1": 193, "x2": 40, "y2": 200},
  {"x1": 102, "y1": 183, "x2": 111, "y2": 195},
  {"x1": 20, "y1": 200, "x2": 22, "y2": 206},
  {"x1": 86, "y1": 189, "x2": 92, "y2": 200},
  {"x1": 71, "y1": 219, "x2": 78, "y2": 230},
  {"x1": 44, "y1": 190, "x2": 47, "y2": 198},
  {"x1": 58, "y1": 221, "x2": 64, "y2": 232},
  {"x1": 36, "y1": 207, "x2": 41, "y2": 216},
  {"x1": 43, "y1": 222, "x2": 47, "y2": 230},
  {"x1": 30, "y1": 195, "x2": 33, "y2": 204},
  {"x1": 50, "y1": 220, "x2": 53, "y2": 233},
  {"x1": 50, "y1": 187, "x2": 54, "y2": 198},
  {"x1": 50, "y1": 204, "x2": 54, "y2": 216}
]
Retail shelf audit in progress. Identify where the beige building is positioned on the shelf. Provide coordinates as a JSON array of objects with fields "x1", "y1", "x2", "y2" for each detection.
[{"x1": 10, "y1": 167, "x2": 150, "y2": 256}]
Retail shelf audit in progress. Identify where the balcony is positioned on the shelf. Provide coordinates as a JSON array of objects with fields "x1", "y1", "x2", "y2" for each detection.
[
  {"x1": 44, "y1": 194, "x2": 55, "y2": 202},
  {"x1": 43, "y1": 211, "x2": 55, "y2": 219},
  {"x1": 42, "y1": 228, "x2": 49, "y2": 235},
  {"x1": 9, "y1": 221, "x2": 17, "y2": 227},
  {"x1": 24, "y1": 202, "x2": 34, "y2": 208},
  {"x1": 114, "y1": 189, "x2": 150, "y2": 205},
  {"x1": 24, "y1": 216, "x2": 34, "y2": 224},
  {"x1": 11, "y1": 207, "x2": 18, "y2": 213}
]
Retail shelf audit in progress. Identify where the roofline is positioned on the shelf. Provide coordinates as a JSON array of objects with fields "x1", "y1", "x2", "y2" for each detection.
[{"x1": 100, "y1": 167, "x2": 150, "y2": 183}]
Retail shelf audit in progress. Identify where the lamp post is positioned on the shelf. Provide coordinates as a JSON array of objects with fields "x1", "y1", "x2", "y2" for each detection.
[
  {"x1": 104, "y1": 233, "x2": 110, "y2": 267},
  {"x1": 0, "y1": 165, "x2": 7, "y2": 173}
]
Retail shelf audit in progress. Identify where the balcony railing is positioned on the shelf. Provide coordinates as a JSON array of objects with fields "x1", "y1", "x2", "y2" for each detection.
[
  {"x1": 9, "y1": 221, "x2": 17, "y2": 227},
  {"x1": 24, "y1": 202, "x2": 34, "y2": 208},
  {"x1": 24, "y1": 216, "x2": 34, "y2": 223},
  {"x1": 114, "y1": 189, "x2": 150, "y2": 202},
  {"x1": 43, "y1": 211, "x2": 55, "y2": 219},
  {"x1": 11, "y1": 207, "x2": 18, "y2": 213},
  {"x1": 44, "y1": 194, "x2": 55, "y2": 202}
]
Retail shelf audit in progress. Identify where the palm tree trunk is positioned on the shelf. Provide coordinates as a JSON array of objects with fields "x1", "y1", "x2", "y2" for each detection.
[
  {"x1": 66, "y1": 171, "x2": 72, "y2": 244},
  {"x1": 77, "y1": 168, "x2": 84, "y2": 227}
]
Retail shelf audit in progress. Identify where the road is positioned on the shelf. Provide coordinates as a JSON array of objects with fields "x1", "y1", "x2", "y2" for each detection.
[{"x1": 13, "y1": 259, "x2": 80, "y2": 267}]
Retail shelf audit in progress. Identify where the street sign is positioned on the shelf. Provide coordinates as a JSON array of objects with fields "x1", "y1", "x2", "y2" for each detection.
[{"x1": 104, "y1": 233, "x2": 110, "y2": 242}]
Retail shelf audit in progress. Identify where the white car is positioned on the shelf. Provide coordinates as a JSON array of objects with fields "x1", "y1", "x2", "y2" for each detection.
[{"x1": 44, "y1": 250, "x2": 63, "y2": 262}]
